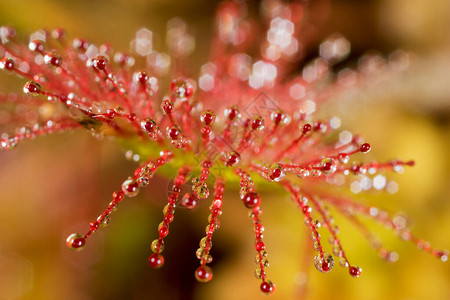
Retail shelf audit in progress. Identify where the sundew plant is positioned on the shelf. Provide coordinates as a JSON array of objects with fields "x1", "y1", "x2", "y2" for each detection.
[{"x1": 0, "y1": 0, "x2": 447, "y2": 297}]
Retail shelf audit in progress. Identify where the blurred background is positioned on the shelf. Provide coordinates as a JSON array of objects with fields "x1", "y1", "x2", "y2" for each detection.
[{"x1": 0, "y1": 0, "x2": 449, "y2": 299}]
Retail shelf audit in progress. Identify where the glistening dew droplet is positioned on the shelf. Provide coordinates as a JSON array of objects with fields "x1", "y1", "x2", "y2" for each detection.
[
  {"x1": 121, "y1": 178, "x2": 140, "y2": 197},
  {"x1": 66, "y1": 233, "x2": 86, "y2": 251},
  {"x1": 314, "y1": 253, "x2": 335, "y2": 273},
  {"x1": 23, "y1": 81, "x2": 41, "y2": 96},
  {"x1": 260, "y1": 281, "x2": 275, "y2": 295},
  {"x1": 268, "y1": 163, "x2": 286, "y2": 182},
  {"x1": 151, "y1": 239, "x2": 164, "y2": 253},
  {"x1": 349, "y1": 266, "x2": 362, "y2": 278},
  {"x1": 321, "y1": 158, "x2": 337, "y2": 174},
  {"x1": 195, "y1": 265, "x2": 213, "y2": 283},
  {"x1": 148, "y1": 253, "x2": 164, "y2": 268}
]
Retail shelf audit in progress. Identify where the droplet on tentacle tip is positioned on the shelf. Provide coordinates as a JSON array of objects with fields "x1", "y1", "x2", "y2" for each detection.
[
  {"x1": 268, "y1": 163, "x2": 285, "y2": 182},
  {"x1": 170, "y1": 79, "x2": 193, "y2": 100},
  {"x1": 314, "y1": 253, "x2": 334, "y2": 273},
  {"x1": 349, "y1": 266, "x2": 362, "y2": 278},
  {"x1": 321, "y1": 158, "x2": 337, "y2": 174},
  {"x1": 251, "y1": 115, "x2": 265, "y2": 131},
  {"x1": 66, "y1": 233, "x2": 86, "y2": 251},
  {"x1": 201, "y1": 110, "x2": 216, "y2": 126},
  {"x1": 270, "y1": 110, "x2": 286, "y2": 125},
  {"x1": 360, "y1": 143, "x2": 371, "y2": 153},
  {"x1": 23, "y1": 81, "x2": 41, "y2": 96},
  {"x1": 260, "y1": 280, "x2": 275, "y2": 295},
  {"x1": 148, "y1": 253, "x2": 164, "y2": 268},
  {"x1": 195, "y1": 265, "x2": 213, "y2": 283},
  {"x1": 225, "y1": 151, "x2": 240, "y2": 166},
  {"x1": 224, "y1": 105, "x2": 240, "y2": 121},
  {"x1": 160, "y1": 97, "x2": 173, "y2": 114},
  {"x1": 92, "y1": 55, "x2": 108, "y2": 71},
  {"x1": 0, "y1": 57, "x2": 15, "y2": 71},
  {"x1": 44, "y1": 52, "x2": 62, "y2": 68},
  {"x1": 29, "y1": 39, "x2": 44, "y2": 52}
]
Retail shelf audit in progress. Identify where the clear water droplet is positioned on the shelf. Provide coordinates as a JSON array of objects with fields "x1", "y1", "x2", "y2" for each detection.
[{"x1": 314, "y1": 253, "x2": 334, "y2": 273}]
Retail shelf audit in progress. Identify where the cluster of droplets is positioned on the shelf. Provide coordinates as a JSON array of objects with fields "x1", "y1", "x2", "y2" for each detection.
[
  {"x1": 236, "y1": 169, "x2": 275, "y2": 295},
  {"x1": 193, "y1": 180, "x2": 225, "y2": 283},
  {"x1": 66, "y1": 151, "x2": 171, "y2": 251},
  {"x1": 283, "y1": 183, "x2": 364, "y2": 278},
  {"x1": 149, "y1": 167, "x2": 188, "y2": 268},
  {"x1": 0, "y1": 0, "x2": 448, "y2": 296}
]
